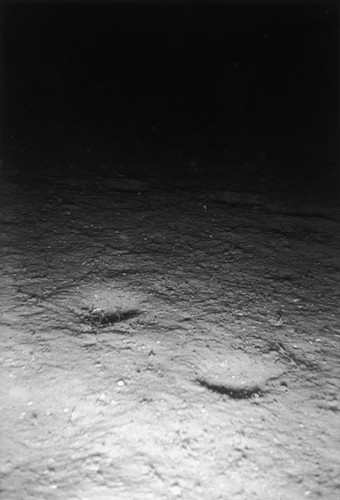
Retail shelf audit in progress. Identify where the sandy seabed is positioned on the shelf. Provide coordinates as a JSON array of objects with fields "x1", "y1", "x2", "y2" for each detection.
[{"x1": 0, "y1": 133, "x2": 339, "y2": 500}]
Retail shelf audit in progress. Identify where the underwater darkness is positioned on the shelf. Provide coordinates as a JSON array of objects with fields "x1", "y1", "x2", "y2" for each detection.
[{"x1": 1, "y1": 0, "x2": 339, "y2": 194}]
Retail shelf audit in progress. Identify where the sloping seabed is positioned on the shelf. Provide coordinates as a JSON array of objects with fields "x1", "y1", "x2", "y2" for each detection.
[{"x1": 0, "y1": 140, "x2": 340, "y2": 500}]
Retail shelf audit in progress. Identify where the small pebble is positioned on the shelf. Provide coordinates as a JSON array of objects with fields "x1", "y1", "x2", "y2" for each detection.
[{"x1": 170, "y1": 484, "x2": 181, "y2": 496}]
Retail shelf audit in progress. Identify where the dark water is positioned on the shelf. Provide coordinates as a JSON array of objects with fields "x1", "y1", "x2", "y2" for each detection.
[{"x1": 1, "y1": 1, "x2": 339, "y2": 201}]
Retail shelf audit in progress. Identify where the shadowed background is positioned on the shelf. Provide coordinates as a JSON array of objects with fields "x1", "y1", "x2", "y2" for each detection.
[{"x1": 1, "y1": 0, "x2": 339, "y2": 198}]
